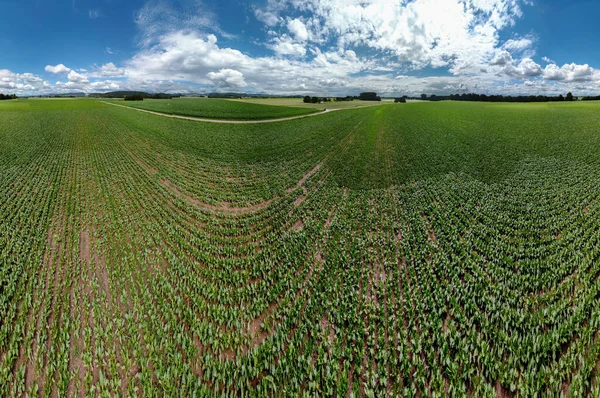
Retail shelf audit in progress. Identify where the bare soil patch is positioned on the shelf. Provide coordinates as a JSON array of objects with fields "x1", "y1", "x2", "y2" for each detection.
[
  {"x1": 160, "y1": 178, "x2": 274, "y2": 215},
  {"x1": 287, "y1": 162, "x2": 323, "y2": 193}
]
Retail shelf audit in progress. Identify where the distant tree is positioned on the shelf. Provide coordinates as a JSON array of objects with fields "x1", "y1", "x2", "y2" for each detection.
[
  {"x1": 394, "y1": 98, "x2": 406, "y2": 103},
  {"x1": 358, "y1": 92, "x2": 381, "y2": 101},
  {"x1": 151, "y1": 93, "x2": 174, "y2": 99},
  {"x1": 303, "y1": 96, "x2": 312, "y2": 103},
  {"x1": 397, "y1": 92, "x2": 586, "y2": 103},
  {"x1": 124, "y1": 94, "x2": 144, "y2": 101}
]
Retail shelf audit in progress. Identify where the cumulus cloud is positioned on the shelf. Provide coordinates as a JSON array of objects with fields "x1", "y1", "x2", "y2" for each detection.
[
  {"x1": 256, "y1": 0, "x2": 529, "y2": 74},
  {"x1": 207, "y1": 69, "x2": 248, "y2": 88},
  {"x1": 45, "y1": 64, "x2": 72, "y2": 74},
  {"x1": 89, "y1": 80, "x2": 122, "y2": 91},
  {"x1": 19, "y1": 73, "x2": 43, "y2": 83},
  {"x1": 8, "y1": 0, "x2": 600, "y2": 96},
  {"x1": 89, "y1": 63, "x2": 126, "y2": 78},
  {"x1": 543, "y1": 63, "x2": 597, "y2": 82},
  {"x1": 287, "y1": 18, "x2": 309, "y2": 42},
  {"x1": 67, "y1": 70, "x2": 89, "y2": 84},
  {"x1": 124, "y1": 31, "x2": 373, "y2": 93},
  {"x1": 489, "y1": 51, "x2": 542, "y2": 79},
  {"x1": 269, "y1": 35, "x2": 307, "y2": 57},
  {"x1": 490, "y1": 50, "x2": 514, "y2": 66},
  {"x1": 0, "y1": 69, "x2": 52, "y2": 94},
  {"x1": 504, "y1": 58, "x2": 543, "y2": 79},
  {"x1": 0, "y1": 69, "x2": 16, "y2": 89}
]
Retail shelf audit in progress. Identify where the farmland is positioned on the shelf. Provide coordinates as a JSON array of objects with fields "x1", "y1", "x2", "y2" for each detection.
[
  {"x1": 227, "y1": 97, "x2": 396, "y2": 110},
  {"x1": 2, "y1": 98, "x2": 600, "y2": 396},
  {"x1": 112, "y1": 97, "x2": 319, "y2": 120}
]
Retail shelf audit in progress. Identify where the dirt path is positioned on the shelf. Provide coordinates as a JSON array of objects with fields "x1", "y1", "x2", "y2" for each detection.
[{"x1": 99, "y1": 101, "x2": 341, "y2": 124}]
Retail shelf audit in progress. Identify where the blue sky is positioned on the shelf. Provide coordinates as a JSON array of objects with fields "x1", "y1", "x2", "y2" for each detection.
[{"x1": 1, "y1": 0, "x2": 600, "y2": 96}]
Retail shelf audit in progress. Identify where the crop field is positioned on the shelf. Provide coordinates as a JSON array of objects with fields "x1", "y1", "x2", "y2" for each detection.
[
  {"x1": 112, "y1": 97, "x2": 319, "y2": 120},
  {"x1": 227, "y1": 97, "x2": 396, "y2": 110},
  {"x1": 3, "y1": 98, "x2": 600, "y2": 396}
]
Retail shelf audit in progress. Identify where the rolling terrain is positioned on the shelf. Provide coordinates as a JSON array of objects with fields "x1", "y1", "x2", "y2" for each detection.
[
  {"x1": 2, "y1": 99, "x2": 600, "y2": 396},
  {"x1": 112, "y1": 97, "x2": 318, "y2": 120}
]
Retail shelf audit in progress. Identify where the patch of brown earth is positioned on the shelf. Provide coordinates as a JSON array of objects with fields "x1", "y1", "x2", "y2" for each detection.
[
  {"x1": 496, "y1": 381, "x2": 515, "y2": 397},
  {"x1": 125, "y1": 147, "x2": 158, "y2": 176},
  {"x1": 292, "y1": 219, "x2": 304, "y2": 231},
  {"x1": 293, "y1": 188, "x2": 308, "y2": 207},
  {"x1": 160, "y1": 178, "x2": 274, "y2": 215},
  {"x1": 80, "y1": 230, "x2": 90, "y2": 263},
  {"x1": 287, "y1": 162, "x2": 323, "y2": 193},
  {"x1": 248, "y1": 252, "x2": 324, "y2": 350},
  {"x1": 422, "y1": 215, "x2": 438, "y2": 243},
  {"x1": 395, "y1": 229, "x2": 403, "y2": 242},
  {"x1": 320, "y1": 316, "x2": 335, "y2": 345}
]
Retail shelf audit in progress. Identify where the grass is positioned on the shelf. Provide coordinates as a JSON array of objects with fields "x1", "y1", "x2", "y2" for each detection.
[
  {"x1": 111, "y1": 97, "x2": 320, "y2": 120},
  {"x1": 227, "y1": 96, "x2": 396, "y2": 109},
  {"x1": 2, "y1": 98, "x2": 600, "y2": 396}
]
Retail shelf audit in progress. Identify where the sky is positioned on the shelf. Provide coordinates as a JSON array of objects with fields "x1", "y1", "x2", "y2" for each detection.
[{"x1": 1, "y1": 0, "x2": 600, "y2": 96}]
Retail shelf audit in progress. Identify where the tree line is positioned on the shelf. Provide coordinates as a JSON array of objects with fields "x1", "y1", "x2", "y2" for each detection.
[
  {"x1": 0, "y1": 94, "x2": 17, "y2": 100},
  {"x1": 419, "y1": 92, "x2": 578, "y2": 103},
  {"x1": 303, "y1": 92, "x2": 382, "y2": 103},
  {"x1": 92, "y1": 91, "x2": 178, "y2": 99}
]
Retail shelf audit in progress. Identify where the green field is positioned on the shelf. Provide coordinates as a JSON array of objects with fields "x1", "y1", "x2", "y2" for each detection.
[
  {"x1": 3, "y1": 98, "x2": 600, "y2": 396},
  {"x1": 112, "y1": 97, "x2": 320, "y2": 120},
  {"x1": 227, "y1": 97, "x2": 396, "y2": 110}
]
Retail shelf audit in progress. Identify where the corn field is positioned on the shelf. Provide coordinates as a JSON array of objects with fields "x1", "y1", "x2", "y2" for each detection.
[{"x1": 2, "y1": 99, "x2": 600, "y2": 396}]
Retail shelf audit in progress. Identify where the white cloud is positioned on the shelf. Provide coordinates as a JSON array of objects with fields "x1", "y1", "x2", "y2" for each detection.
[
  {"x1": 254, "y1": 6, "x2": 281, "y2": 26},
  {"x1": 542, "y1": 56, "x2": 555, "y2": 64},
  {"x1": 67, "y1": 70, "x2": 89, "y2": 84},
  {"x1": 0, "y1": 70, "x2": 16, "y2": 89},
  {"x1": 105, "y1": 47, "x2": 114, "y2": 55},
  {"x1": 19, "y1": 73, "x2": 43, "y2": 83},
  {"x1": 490, "y1": 50, "x2": 514, "y2": 66},
  {"x1": 45, "y1": 64, "x2": 72, "y2": 74},
  {"x1": 269, "y1": 35, "x2": 307, "y2": 57},
  {"x1": 207, "y1": 69, "x2": 248, "y2": 88},
  {"x1": 542, "y1": 63, "x2": 597, "y2": 82},
  {"x1": 89, "y1": 63, "x2": 126, "y2": 78},
  {"x1": 256, "y1": 0, "x2": 529, "y2": 74},
  {"x1": 489, "y1": 51, "x2": 542, "y2": 79},
  {"x1": 124, "y1": 31, "x2": 372, "y2": 93},
  {"x1": 89, "y1": 80, "x2": 122, "y2": 91},
  {"x1": 0, "y1": 69, "x2": 52, "y2": 95},
  {"x1": 134, "y1": 0, "x2": 232, "y2": 47},
  {"x1": 8, "y1": 0, "x2": 600, "y2": 97},
  {"x1": 502, "y1": 36, "x2": 534, "y2": 52},
  {"x1": 287, "y1": 18, "x2": 309, "y2": 42},
  {"x1": 505, "y1": 58, "x2": 542, "y2": 78}
]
